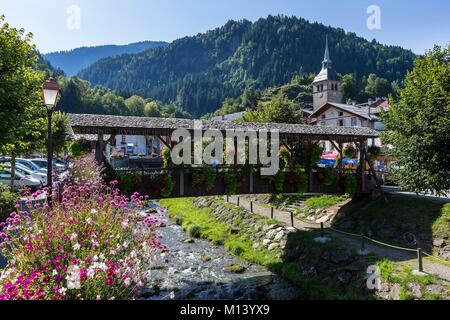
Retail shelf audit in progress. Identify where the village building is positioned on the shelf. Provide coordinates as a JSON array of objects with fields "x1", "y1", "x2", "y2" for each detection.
[{"x1": 308, "y1": 38, "x2": 390, "y2": 173}]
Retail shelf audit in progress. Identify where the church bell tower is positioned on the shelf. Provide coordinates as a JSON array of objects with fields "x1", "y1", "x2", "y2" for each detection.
[{"x1": 312, "y1": 36, "x2": 343, "y2": 111}]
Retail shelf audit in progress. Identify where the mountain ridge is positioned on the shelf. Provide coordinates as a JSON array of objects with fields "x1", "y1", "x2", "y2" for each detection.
[
  {"x1": 77, "y1": 15, "x2": 416, "y2": 116},
  {"x1": 44, "y1": 40, "x2": 168, "y2": 76}
]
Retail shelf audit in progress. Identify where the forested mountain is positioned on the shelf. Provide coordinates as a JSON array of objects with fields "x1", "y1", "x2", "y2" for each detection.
[
  {"x1": 44, "y1": 41, "x2": 168, "y2": 76},
  {"x1": 78, "y1": 15, "x2": 416, "y2": 117},
  {"x1": 205, "y1": 73, "x2": 314, "y2": 119}
]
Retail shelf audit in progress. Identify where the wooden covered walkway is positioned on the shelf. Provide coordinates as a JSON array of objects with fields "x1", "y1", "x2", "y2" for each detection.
[{"x1": 68, "y1": 114, "x2": 381, "y2": 197}]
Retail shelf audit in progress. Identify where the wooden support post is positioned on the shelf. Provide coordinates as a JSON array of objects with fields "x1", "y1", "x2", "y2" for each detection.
[
  {"x1": 249, "y1": 169, "x2": 254, "y2": 194},
  {"x1": 157, "y1": 135, "x2": 172, "y2": 150},
  {"x1": 321, "y1": 222, "x2": 324, "y2": 238},
  {"x1": 338, "y1": 143, "x2": 344, "y2": 172},
  {"x1": 179, "y1": 167, "x2": 185, "y2": 197},
  {"x1": 250, "y1": 201, "x2": 253, "y2": 213},
  {"x1": 358, "y1": 141, "x2": 367, "y2": 193},
  {"x1": 237, "y1": 197, "x2": 240, "y2": 206},
  {"x1": 96, "y1": 133, "x2": 104, "y2": 163},
  {"x1": 417, "y1": 248, "x2": 424, "y2": 273},
  {"x1": 271, "y1": 207, "x2": 274, "y2": 219},
  {"x1": 291, "y1": 212, "x2": 294, "y2": 227}
]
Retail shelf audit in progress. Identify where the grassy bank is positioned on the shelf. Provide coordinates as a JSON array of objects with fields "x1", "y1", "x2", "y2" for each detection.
[
  {"x1": 376, "y1": 259, "x2": 447, "y2": 300},
  {"x1": 159, "y1": 198, "x2": 281, "y2": 267},
  {"x1": 159, "y1": 197, "x2": 377, "y2": 300},
  {"x1": 334, "y1": 196, "x2": 450, "y2": 253}
]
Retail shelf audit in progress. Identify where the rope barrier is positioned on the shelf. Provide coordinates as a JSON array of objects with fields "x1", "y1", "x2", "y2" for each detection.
[
  {"x1": 229, "y1": 196, "x2": 448, "y2": 261},
  {"x1": 228, "y1": 196, "x2": 450, "y2": 267},
  {"x1": 363, "y1": 237, "x2": 417, "y2": 252},
  {"x1": 422, "y1": 251, "x2": 450, "y2": 264}
]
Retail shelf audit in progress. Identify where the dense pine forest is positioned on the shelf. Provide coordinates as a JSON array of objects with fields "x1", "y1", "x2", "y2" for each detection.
[
  {"x1": 78, "y1": 15, "x2": 416, "y2": 117},
  {"x1": 44, "y1": 41, "x2": 168, "y2": 76}
]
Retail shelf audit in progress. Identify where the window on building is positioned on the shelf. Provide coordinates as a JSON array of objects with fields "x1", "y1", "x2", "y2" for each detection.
[
  {"x1": 322, "y1": 115, "x2": 326, "y2": 119},
  {"x1": 351, "y1": 117, "x2": 357, "y2": 127},
  {"x1": 121, "y1": 135, "x2": 126, "y2": 144},
  {"x1": 338, "y1": 120, "x2": 344, "y2": 127},
  {"x1": 335, "y1": 84, "x2": 338, "y2": 91},
  {"x1": 317, "y1": 85, "x2": 320, "y2": 92},
  {"x1": 339, "y1": 111, "x2": 344, "y2": 117},
  {"x1": 320, "y1": 84, "x2": 323, "y2": 91}
]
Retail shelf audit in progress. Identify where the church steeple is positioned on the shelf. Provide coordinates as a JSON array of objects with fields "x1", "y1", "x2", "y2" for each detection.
[
  {"x1": 322, "y1": 35, "x2": 332, "y2": 68},
  {"x1": 312, "y1": 36, "x2": 342, "y2": 111}
]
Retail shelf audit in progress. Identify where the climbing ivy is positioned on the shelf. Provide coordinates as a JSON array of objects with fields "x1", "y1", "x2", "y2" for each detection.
[
  {"x1": 296, "y1": 168, "x2": 309, "y2": 194},
  {"x1": 160, "y1": 172, "x2": 175, "y2": 197},
  {"x1": 343, "y1": 145, "x2": 357, "y2": 159},
  {"x1": 223, "y1": 169, "x2": 238, "y2": 195},
  {"x1": 273, "y1": 170, "x2": 285, "y2": 193},
  {"x1": 345, "y1": 174, "x2": 358, "y2": 198}
]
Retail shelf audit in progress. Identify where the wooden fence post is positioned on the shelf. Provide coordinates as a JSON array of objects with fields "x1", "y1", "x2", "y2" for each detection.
[{"x1": 417, "y1": 248, "x2": 424, "y2": 273}]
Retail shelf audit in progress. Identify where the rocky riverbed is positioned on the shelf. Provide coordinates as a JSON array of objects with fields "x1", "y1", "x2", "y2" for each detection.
[{"x1": 142, "y1": 203, "x2": 302, "y2": 300}]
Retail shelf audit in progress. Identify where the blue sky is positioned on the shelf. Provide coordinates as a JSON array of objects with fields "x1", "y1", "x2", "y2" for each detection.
[{"x1": 1, "y1": 0, "x2": 449, "y2": 54}]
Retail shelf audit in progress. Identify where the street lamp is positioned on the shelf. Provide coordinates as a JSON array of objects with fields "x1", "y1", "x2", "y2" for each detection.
[{"x1": 40, "y1": 77, "x2": 60, "y2": 205}]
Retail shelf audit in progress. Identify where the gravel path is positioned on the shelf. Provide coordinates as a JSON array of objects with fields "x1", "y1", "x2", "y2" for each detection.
[{"x1": 227, "y1": 196, "x2": 450, "y2": 282}]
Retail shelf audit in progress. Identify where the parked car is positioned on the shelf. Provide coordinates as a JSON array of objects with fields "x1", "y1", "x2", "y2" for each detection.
[
  {"x1": 0, "y1": 169, "x2": 42, "y2": 191},
  {"x1": 30, "y1": 158, "x2": 67, "y2": 173},
  {"x1": 3, "y1": 163, "x2": 47, "y2": 186},
  {"x1": 15, "y1": 158, "x2": 48, "y2": 175}
]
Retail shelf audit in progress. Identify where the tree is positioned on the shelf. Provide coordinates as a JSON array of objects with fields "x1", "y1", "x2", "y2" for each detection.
[
  {"x1": 0, "y1": 15, "x2": 43, "y2": 148},
  {"x1": 144, "y1": 101, "x2": 162, "y2": 117},
  {"x1": 51, "y1": 112, "x2": 71, "y2": 155},
  {"x1": 124, "y1": 95, "x2": 145, "y2": 116},
  {"x1": 365, "y1": 73, "x2": 392, "y2": 98},
  {"x1": 0, "y1": 16, "x2": 47, "y2": 190},
  {"x1": 242, "y1": 96, "x2": 301, "y2": 124},
  {"x1": 341, "y1": 73, "x2": 357, "y2": 103},
  {"x1": 382, "y1": 45, "x2": 450, "y2": 195}
]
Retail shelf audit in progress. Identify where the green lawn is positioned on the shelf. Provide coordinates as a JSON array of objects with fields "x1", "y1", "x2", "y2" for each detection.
[
  {"x1": 305, "y1": 195, "x2": 348, "y2": 210},
  {"x1": 159, "y1": 198, "x2": 282, "y2": 266},
  {"x1": 335, "y1": 196, "x2": 450, "y2": 253}
]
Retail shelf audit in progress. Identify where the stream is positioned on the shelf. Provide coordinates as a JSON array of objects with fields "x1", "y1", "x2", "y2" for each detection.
[{"x1": 143, "y1": 202, "x2": 302, "y2": 300}]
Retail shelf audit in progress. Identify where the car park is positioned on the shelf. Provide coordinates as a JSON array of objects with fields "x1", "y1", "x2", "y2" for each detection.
[
  {"x1": 0, "y1": 169, "x2": 42, "y2": 191},
  {"x1": 2, "y1": 163, "x2": 48, "y2": 186},
  {"x1": 30, "y1": 158, "x2": 67, "y2": 173},
  {"x1": 15, "y1": 158, "x2": 48, "y2": 175}
]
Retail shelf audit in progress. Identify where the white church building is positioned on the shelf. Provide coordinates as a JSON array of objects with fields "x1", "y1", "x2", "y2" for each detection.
[{"x1": 308, "y1": 37, "x2": 386, "y2": 152}]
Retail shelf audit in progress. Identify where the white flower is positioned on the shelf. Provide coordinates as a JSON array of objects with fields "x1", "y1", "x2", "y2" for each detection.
[
  {"x1": 52, "y1": 269, "x2": 58, "y2": 276},
  {"x1": 73, "y1": 243, "x2": 81, "y2": 251},
  {"x1": 70, "y1": 233, "x2": 78, "y2": 241},
  {"x1": 66, "y1": 265, "x2": 81, "y2": 289},
  {"x1": 169, "y1": 291, "x2": 175, "y2": 300},
  {"x1": 86, "y1": 217, "x2": 93, "y2": 225},
  {"x1": 99, "y1": 253, "x2": 105, "y2": 260},
  {"x1": 91, "y1": 209, "x2": 98, "y2": 214},
  {"x1": 93, "y1": 255, "x2": 99, "y2": 262},
  {"x1": 59, "y1": 287, "x2": 67, "y2": 295},
  {"x1": 87, "y1": 268, "x2": 95, "y2": 279},
  {"x1": 124, "y1": 278, "x2": 131, "y2": 286},
  {"x1": 94, "y1": 262, "x2": 107, "y2": 271}
]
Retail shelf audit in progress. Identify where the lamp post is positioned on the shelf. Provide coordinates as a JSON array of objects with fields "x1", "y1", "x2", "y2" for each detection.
[{"x1": 40, "y1": 77, "x2": 60, "y2": 206}]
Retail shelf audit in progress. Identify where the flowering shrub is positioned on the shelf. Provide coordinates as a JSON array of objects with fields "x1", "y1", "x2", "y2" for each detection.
[
  {"x1": 0, "y1": 179, "x2": 165, "y2": 300},
  {"x1": 69, "y1": 155, "x2": 105, "y2": 184}
]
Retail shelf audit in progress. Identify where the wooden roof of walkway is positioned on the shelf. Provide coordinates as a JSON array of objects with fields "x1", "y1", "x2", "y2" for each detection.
[{"x1": 68, "y1": 114, "x2": 379, "y2": 143}]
